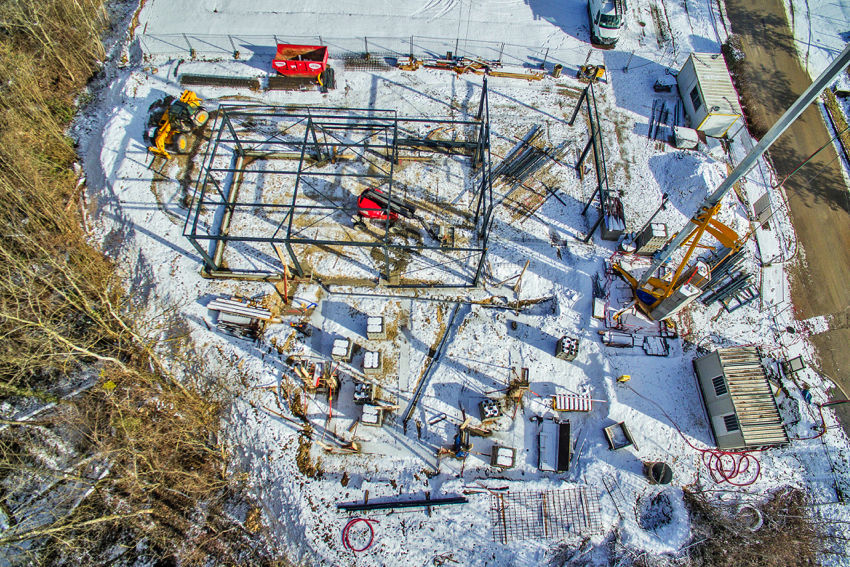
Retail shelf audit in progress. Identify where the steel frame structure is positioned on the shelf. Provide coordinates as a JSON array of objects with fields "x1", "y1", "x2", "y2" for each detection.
[
  {"x1": 569, "y1": 83, "x2": 615, "y2": 242},
  {"x1": 183, "y1": 79, "x2": 494, "y2": 287}
]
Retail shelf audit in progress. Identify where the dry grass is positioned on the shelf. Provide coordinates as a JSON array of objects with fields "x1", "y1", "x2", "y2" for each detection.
[
  {"x1": 822, "y1": 88, "x2": 850, "y2": 163},
  {"x1": 684, "y1": 486, "x2": 823, "y2": 566},
  {"x1": 0, "y1": 1, "x2": 274, "y2": 564}
]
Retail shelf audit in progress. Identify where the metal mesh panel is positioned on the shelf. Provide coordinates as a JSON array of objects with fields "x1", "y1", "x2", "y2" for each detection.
[{"x1": 490, "y1": 487, "x2": 603, "y2": 544}]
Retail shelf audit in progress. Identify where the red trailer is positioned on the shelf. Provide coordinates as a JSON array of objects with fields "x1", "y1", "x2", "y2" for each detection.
[{"x1": 272, "y1": 44, "x2": 329, "y2": 76}]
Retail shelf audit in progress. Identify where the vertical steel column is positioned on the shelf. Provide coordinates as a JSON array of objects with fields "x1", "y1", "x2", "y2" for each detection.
[
  {"x1": 568, "y1": 87, "x2": 588, "y2": 127},
  {"x1": 223, "y1": 112, "x2": 244, "y2": 156},
  {"x1": 382, "y1": 115, "x2": 400, "y2": 283},
  {"x1": 278, "y1": 117, "x2": 314, "y2": 277},
  {"x1": 188, "y1": 236, "x2": 217, "y2": 271}
]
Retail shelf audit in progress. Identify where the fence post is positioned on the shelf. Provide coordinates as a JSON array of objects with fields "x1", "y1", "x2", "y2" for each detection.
[
  {"x1": 623, "y1": 50, "x2": 635, "y2": 72},
  {"x1": 498, "y1": 42, "x2": 504, "y2": 64},
  {"x1": 540, "y1": 47, "x2": 549, "y2": 70},
  {"x1": 182, "y1": 33, "x2": 195, "y2": 59},
  {"x1": 228, "y1": 35, "x2": 239, "y2": 60},
  {"x1": 365, "y1": 37, "x2": 369, "y2": 59},
  {"x1": 454, "y1": 38, "x2": 459, "y2": 59},
  {"x1": 410, "y1": 36, "x2": 413, "y2": 58},
  {"x1": 319, "y1": 36, "x2": 323, "y2": 45}
]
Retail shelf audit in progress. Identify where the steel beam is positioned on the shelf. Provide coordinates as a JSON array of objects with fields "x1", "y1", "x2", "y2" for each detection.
[{"x1": 337, "y1": 496, "x2": 468, "y2": 512}]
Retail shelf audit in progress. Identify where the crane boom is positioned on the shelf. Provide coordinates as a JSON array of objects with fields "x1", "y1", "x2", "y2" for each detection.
[{"x1": 638, "y1": 44, "x2": 850, "y2": 287}]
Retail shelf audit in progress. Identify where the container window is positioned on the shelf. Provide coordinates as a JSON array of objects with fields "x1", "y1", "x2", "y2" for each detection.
[
  {"x1": 712, "y1": 375, "x2": 728, "y2": 397},
  {"x1": 722, "y1": 413, "x2": 739, "y2": 433},
  {"x1": 689, "y1": 86, "x2": 703, "y2": 112}
]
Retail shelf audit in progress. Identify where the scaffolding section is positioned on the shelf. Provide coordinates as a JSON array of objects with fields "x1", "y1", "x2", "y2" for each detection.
[{"x1": 184, "y1": 80, "x2": 494, "y2": 287}]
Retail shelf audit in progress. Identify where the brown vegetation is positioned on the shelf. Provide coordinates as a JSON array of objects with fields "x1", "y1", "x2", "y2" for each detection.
[
  {"x1": 722, "y1": 35, "x2": 770, "y2": 139},
  {"x1": 0, "y1": 0, "x2": 272, "y2": 564},
  {"x1": 684, "y1": 486, "x2": 823, "y2": 566}
]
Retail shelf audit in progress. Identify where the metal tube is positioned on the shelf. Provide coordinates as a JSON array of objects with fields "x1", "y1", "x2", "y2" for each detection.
[
  {"x1": 568, "y1": 87, "x2": 588, "y2": 127},
  {"x1": 337, "y1": 496, "x2": 468, "y2": 512}
]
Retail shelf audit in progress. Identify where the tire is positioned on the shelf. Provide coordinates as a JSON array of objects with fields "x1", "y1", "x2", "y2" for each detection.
[
  {"x1": 193, "y1": 108, "x2": 209, "y2": 128},
  {"x1": 173, "y1": 133, "x2": 190, "y2": 154}
]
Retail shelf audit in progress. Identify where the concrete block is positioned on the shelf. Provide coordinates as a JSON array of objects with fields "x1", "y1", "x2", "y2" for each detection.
[
  {"x1": 331, "y1": 338, "x2": 353, "y2": 362},
  {"x1": 366, "y1": 316, "x2": 387, "y2": 340}
]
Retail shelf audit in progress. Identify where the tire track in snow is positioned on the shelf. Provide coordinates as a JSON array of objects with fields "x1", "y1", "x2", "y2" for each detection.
[{"x1": 409, "y1": 0, "x2": 442, "y2": 17}]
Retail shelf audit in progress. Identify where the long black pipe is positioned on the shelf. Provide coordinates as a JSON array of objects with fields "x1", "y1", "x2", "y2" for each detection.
[{"x1": 337, "y1": 496, "x2": 467, "y2": 512}]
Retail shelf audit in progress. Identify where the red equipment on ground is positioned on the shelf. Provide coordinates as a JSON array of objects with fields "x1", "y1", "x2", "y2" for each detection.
[
  {"x1": 272, "y1": 44, "x2": 329, "y2": 76},
  {"x1": 357, "y1": 188, "x2": 416, "y2": 221}
]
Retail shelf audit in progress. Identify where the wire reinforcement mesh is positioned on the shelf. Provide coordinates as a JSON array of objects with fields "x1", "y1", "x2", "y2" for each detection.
[{"x1": 490, "y1": 487, "x2": 603, "y2": 544}]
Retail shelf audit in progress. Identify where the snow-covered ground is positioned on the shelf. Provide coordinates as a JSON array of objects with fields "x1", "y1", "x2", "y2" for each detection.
[
  {"x1": 785, "y1": 0, "x2": 850, "y2": 79},
  {"x1": 71, "y1": 0, "x2": 850, "y2": 565}
]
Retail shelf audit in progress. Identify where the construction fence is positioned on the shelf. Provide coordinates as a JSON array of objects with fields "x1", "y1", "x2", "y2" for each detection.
[{"x1": 138, "y1": 33, "x2": 593, "y2": 71}]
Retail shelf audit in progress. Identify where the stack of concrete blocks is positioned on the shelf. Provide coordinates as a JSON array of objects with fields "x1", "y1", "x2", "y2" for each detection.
[
  {"x1": 332, "y1": 338, "x2": 353, "y2": 362},
  {"x1": 479, "y1": 398, "x2": 502, "y2": 420},
  {"x1": 361, "y1": 404, "x2": 383, "y2": 427},
  {"x1": 556, "y1": 336, "x2": 580, "y2": 361},
  {"x1": 366, "y1": 316, "x2": 387, "y2": 340},
  {"x1": 353, "y1": 382, "x2": 374, "y2": 405},
  {"x1": 490, "y1": 446, "x2": 516, "y2": 469},
  {"x1": 363, "y1": 351, "x2": 382, "y2": 376}
]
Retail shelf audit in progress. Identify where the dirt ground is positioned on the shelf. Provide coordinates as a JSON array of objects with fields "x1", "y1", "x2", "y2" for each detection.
[{"x1": 725, "y1": 0, "x2": 850, "y2": 433}]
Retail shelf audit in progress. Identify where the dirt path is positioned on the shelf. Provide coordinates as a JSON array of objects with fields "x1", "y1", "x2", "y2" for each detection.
[{"x1": 725, "y1": 0, "x2": 850, "y2": 432}]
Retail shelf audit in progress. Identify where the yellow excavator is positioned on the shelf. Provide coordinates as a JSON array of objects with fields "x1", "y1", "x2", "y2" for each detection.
[{"x1": 147, "y1": 90, "x2": 209, "y2": 159}]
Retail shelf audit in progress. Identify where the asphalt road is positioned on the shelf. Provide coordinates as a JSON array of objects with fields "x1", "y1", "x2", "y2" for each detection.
[{"x1": 725, "y1": 0, "x2": 850, "y2": 433}]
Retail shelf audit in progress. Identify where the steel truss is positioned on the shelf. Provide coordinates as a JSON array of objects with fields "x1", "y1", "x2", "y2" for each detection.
[{"x1": 183, "y1": 79, "x2": 494, "y2": 287}]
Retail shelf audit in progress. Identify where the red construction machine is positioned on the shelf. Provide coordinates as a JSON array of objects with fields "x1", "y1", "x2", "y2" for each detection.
[
  {"x1": 356, "y1": 188, "x2": 447, "y2": 243},
  {"x1": 272, "y1": 44, "x2": 335, "y2": 90},
  {"x1": 272, "y1": 44, "x2": 329, "y2": 76}
]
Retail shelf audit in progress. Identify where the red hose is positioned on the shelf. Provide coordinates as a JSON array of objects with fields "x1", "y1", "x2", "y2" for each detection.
[
  {"x1": 342, "y1": 517, "x2": 378, "y2": 552},
  {"x1": 627, "y1": 386, "x2": 762, "y2": 486}
]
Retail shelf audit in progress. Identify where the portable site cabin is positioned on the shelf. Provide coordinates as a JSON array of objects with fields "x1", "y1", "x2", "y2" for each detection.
[
  {"x1": 676, "y1": 53, "x2": 743, "y2": 138},
  {"x1": 693, "y1": 347, "x2": 789, "y2": 450}
]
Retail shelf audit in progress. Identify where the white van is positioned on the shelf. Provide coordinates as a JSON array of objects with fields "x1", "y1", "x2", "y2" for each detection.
[{"x1": 588, "y1": 0, "x2": 626, "y2": 46}]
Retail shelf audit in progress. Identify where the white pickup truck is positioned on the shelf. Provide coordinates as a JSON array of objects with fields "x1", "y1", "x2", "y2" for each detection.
[{"x1": 588, "y1": 0, "x2": 627, "y2": 46}]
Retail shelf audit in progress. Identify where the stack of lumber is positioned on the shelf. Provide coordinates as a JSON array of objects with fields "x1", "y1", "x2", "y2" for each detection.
[{"x1": 207, "y1": 297, "x2": 277, "y2": 321}]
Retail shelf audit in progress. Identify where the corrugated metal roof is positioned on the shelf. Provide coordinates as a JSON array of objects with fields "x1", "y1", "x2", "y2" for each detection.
[
  {"x1": 689, "y1": 53, "x2": 743, "y2": 117},
  {"x1": 718, "y1": 347, "x2": 789, "y2": 447}
]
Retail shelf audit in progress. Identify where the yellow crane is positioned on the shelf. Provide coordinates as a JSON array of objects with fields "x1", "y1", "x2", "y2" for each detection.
[{"x1": 148, "y1": 90, "x2": 209, "y2": 160}]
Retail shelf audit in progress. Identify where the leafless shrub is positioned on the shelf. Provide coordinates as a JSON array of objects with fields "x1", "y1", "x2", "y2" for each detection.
[{"x1": 684, "y1": 485, "x2": 823, "y2": 567}]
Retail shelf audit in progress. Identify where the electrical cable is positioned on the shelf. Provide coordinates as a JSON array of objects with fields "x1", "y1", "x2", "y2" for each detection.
[
  {"x1": 626, "y1": 385, "x2": 761, "y2": 486},
  {"x1": 341, "y1": 517, "x2": 378, "y2": 552},
  {"x1": 789, "y1": 399, "x2": 850, "y2": 441}
]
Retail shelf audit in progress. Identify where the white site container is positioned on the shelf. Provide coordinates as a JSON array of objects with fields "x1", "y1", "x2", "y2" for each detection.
[{"x1": 676, "y1": 53, "x2": 742, "y2": 138}]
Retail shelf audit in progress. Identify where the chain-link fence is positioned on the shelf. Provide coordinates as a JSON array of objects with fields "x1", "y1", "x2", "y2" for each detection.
[{"x1": 139, "y1": 33, "x2": 591, "y2": 71}]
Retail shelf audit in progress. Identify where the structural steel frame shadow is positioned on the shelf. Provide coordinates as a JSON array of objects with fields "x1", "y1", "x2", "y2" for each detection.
[{"x1": 183, "y1": 80, "x2": 495, "y2": 288}]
